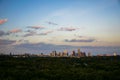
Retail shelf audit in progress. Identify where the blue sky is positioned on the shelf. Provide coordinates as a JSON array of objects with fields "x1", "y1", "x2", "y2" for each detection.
[{"x1": 0, "y1": 0, "x2": 120, "y2": 54}]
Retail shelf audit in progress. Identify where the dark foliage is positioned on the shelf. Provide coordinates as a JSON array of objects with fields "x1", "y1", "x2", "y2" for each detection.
[{"x1": 0, "y1": 55, "x2": 120, "y2": 80}]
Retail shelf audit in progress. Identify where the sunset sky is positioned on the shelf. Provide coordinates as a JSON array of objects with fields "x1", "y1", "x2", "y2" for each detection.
[{"x1": 0, "y1": 0, "x2": 120, "y2": 54}]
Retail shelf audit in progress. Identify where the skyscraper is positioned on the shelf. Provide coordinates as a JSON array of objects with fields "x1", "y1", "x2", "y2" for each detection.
[
  {"x1": 88, "y1": 52, "x2": 92, "y2": 57},
  {"x1": 113, "y1": 52, "x2": 117, "y2": 56},
  {"x1": 63, "y1": 50, "x2": 68, "y2": 57},
  {"x1": 78, "y1": 48, "x2": 81, "y2": 57},
  {"x1": 72, "y1": 50, "x2": 76, "y2": 57}
]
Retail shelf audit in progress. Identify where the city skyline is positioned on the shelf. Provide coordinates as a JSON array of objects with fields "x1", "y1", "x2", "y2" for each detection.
[{"x1": 0, "y1": 0, "x2": 120, "y2": 54}]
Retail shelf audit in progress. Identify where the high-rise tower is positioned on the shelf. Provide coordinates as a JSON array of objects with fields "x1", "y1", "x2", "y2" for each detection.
[{"x1": 78, "y1": 48, "x2": 81, "y2": 57}]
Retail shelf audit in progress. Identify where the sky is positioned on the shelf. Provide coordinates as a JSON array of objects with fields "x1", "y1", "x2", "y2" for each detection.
[{"x1": 0, "y1": 0, "x2": 120, "y2": 54}]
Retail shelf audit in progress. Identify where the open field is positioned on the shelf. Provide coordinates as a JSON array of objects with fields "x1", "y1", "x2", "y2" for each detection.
[{"x1": 0, "y1": 55, "x2": 120, "y2": 80}]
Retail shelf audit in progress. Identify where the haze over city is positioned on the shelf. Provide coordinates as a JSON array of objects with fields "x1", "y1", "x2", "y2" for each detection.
[{"x1": 0, "y1": 0, "x2": 120, "y2": 54}]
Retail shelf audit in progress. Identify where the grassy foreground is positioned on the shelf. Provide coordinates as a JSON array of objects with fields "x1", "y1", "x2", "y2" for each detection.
[{"x1": 0, "y1": 55, "x2": 120, "y2": 80}]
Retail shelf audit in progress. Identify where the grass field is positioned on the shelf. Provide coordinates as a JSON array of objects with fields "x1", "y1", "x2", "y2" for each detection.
[{"x1": 0, "y1": 55, "x2": 120, "y2": 80}]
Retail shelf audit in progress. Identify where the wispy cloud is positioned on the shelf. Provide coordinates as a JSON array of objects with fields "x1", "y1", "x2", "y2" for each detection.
[
  {"x1": 13, "y1": 42, "x2": 75, "y2": 53},
  {"x1": 27, "y1": 26, "x2": 45, "y2": 29},
  {"x1": 24, "y1": 33, "x2": 34, "y2": 37},
  {"x1": 24, "y1": 33, "x2": 36, "y2": 37},
  {"x1": 58, "y1": 27, "x2": 78, "y2": 31},
  {"x1": 9, "y1": 29, "x2": 22, "y2": 33},
  {"x1": 0, "y1": 30, "x2": 9, "y2": 36},
  {"x1": 46, "y1": 21, "x2": 58, "y2": 25},
  {"x1": 25, "y1": 30, "x2": 35, "y2": 33},
  {"x1": 78, "y1": 36, "x2": 86, "y2": 38},
  {"x1": 74, "y1": 35, "x2": 96, "y2": 40},
  {"x1": 1, "y1": 41, "x2": 119, "y2": 54},
  {"x1": 24, "y1": 30, "x2": 36, "y2": 37},
  {"x1": 0, "y1": 19, "x2": 7, "y2": 25},
  {"x1": 0, "y1": 39, "x2": 16, "y2": 45},
  {"x1": 39, "y1": 30, "x2": 53, "y2": 35},
  {"x1": 24, "y1": 29, "x2": 53, "y2": 36},
  {"x1": 79, "y1": 36, "x2": 94, "y2": 39},
  {"x1": 65, "y1": 35, "x2": 96, "y2": 43},
  {"x1": 17, "y1": 39, "x2": 29, "y2": 43},
  {"x1": 0, "y1": 30, "x2": 5, "y2": 36},
  {"x1": 64, "y1": 38, "x2": 96, "y2": 42},
  {"x1": 13, "y1": 39, "x2": 30, "y2": 45},
  {"x1": 0, "y1": 29, "x2": 22, "y2": 36}
]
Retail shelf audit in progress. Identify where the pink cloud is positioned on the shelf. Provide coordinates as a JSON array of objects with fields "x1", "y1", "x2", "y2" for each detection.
[
  {"x1": 0, "y1": 19, "x2": 7, "y2": 25},
  {"x1": 9, "y1": 29, "x2": 22, "y2": 33}
]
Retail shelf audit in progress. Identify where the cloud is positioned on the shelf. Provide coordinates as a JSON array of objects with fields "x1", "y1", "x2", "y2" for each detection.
[
  {"x1": 74, "y1": 35, "x2": 96, "y2": 40},
  {"x1": 25, "y1": 30, "x2": 35, "y2": 33},
  {"x1": 1, "y1": 42, "x2": 77, "y2": 54},
  {"x1": 27, "y1": 26, "x2": 45, "y2": 29},
  {"x1": 14, "y1": 43, "x2": 56, "y2": 53},
  {"x1": 78, "y1": 36, "x2": 93, "y2": 39},
  {"x1": 18, "y1": 39, "x2": 29, "y2": 43},
  {"x1": 24, "y1": 30, "x2": 36, "y2": 37},
  {"x1": 0, "y1": 39, "x2": 16, "y2": 45},
  {"x1": 58, "y1": 27, "x2": 78, "y2": 31},
  {"x1": 0, "y1": 30, "x2": 5, "y2": 36},
  {"x1": 39, "y1": 30, "x2": 53, "y2": 35},
  {"x1": 46, "y1": 21, "x2": 58, "y2": 25},
  {"x1": 0, "y1": 19, "x2": 7, "y2": 25},
  {"x1": 64, "y1": 38, "x2": 96, "y2": 42},
  {"x1": 9, "y1": 29, "x2": 22, "y2": 33},
  {"x1": 13, "y1": 42, "x2": 76, "y2": 54},
  {"x1": 0, "y1": 30, "x2": 10, "y2": 36},
  {"x1": 0, "y1": 29, "x2": 22, "y2": 37},
  {"x1": 78, "y1": 36, "x2": 85, "y2": 38},
  {"x1": 24, "y1": 33, "x2": 34, "y2": 37},
  {"x1": 13, "y1": 39, "x2": 29, "y2": 45},
  {"x1": 24, "y1": 30, "x2": 53, "y2": 36},
  {"x1": 0, "y1": 41, "x2": 120, "y2": 54}
]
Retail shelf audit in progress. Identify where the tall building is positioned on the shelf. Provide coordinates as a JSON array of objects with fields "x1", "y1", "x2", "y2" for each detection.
[
  {"x1": 49, "y1": 53, "x2": 51, "y2": 56},
  {"x1": 81, "y1": 52, "x2": 86, "y2": 57},
  {"x1": 58, "y1": 52, "x2": 62, "y2": 57},
  {"x1": 50, "y1": 51, "x2": 57, "y2": 57},
  {"x1": 78, "y1": 48, "x2": 81, "y2": 57},
  {"x1": 63, "y1": 50, "x2": 68, "y2": 57},
  {"x1": 88, "y1": 52, "x2": 92, "y2": 57},
  {"x1": 113, "y1": 52, "x2": 117, "y2": 56},
  {"x1": 72, "y1": 50, "x2": 76, "y2": 57}
]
